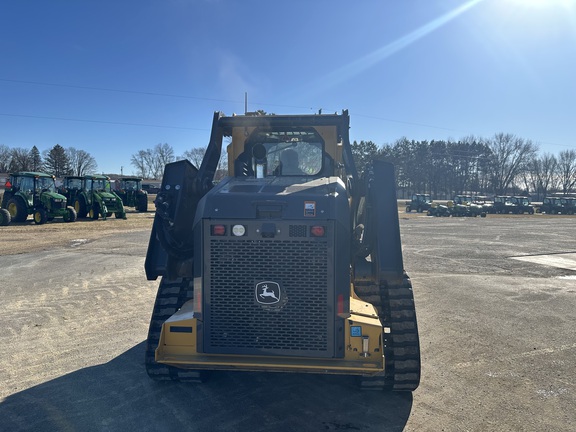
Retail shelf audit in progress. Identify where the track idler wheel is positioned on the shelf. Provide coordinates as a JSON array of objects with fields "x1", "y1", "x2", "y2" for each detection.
[
  {"x1": 355, "y1": 274, "x2": 421, "y2": 391},
  {"x1": 145, "y1": 277, "x2": 207, "y2": 383}
]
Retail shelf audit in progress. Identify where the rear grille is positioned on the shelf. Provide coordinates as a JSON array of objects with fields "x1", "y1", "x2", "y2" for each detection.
[{"x1": 205, "y1": 236, "x2": 332, "y2": 356}]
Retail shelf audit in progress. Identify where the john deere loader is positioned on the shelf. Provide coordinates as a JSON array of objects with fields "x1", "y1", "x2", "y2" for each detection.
[{"x1": 144, "y1": 110, "x2": 420, "y2": 391}]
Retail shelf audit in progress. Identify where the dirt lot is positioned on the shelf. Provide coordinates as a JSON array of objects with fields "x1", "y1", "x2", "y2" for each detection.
[
  {"x1": 0, "y1": 207, "x2": 575, "y2": 431},
  {"x1": 1, "y1": 210, "x2": 155, "y2": 255},
  {"x1": 0, "y1": 194, "x2": 157, "y2": 255},
  {"x1": 0, "y1": 199, "x2": 557, "y2": 256}
]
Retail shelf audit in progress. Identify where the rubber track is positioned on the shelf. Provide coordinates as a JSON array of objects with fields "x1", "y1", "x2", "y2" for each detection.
[
  {"x1": 144, "y1": 277, "x2": 205, "y2": 382},
  {"x1": 355, "y1": 273, "x2": 421, "y2": 391}
]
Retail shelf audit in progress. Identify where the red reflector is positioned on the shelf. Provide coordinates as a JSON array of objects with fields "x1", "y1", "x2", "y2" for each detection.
[
  {"x1": 211, "y1": 224, "x2": 226, "y2": 236},
  {"x1": 310, "y1": 225, "x2": 325, "y2": 237}
]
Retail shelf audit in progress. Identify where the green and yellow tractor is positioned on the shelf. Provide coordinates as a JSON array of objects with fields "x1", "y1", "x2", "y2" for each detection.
[
  {"x1": 115, "y1": 177, "x2": 148, "y2": 212},
  {"x1": 1, "y1": 172, "x2": 77, "y2": 224},
  {"x1": 450, "y1": 195, "x2": 486, "y2": 217},
  {"x1": 61, "y1": 174, "x2": 126, "y2": 220},
  {"x1": 405, "y1": 193, "x2": 432, "y2": 213}
]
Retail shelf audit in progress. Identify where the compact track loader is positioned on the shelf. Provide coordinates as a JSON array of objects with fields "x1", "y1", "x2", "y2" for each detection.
[{"x1": 144, "y1": 111, "x2": 420, "y2": 391}]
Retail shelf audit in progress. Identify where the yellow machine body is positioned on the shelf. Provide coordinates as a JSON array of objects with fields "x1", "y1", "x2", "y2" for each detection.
[{"x1": 156, "y1": 296, "x2": 385, "y2": 375}]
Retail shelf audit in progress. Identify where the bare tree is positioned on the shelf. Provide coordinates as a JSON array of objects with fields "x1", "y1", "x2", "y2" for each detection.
[
  {"x1": 486, "y1": 133, "x2": 539, "y2": 195},
  {"x1": 523, "y1": 153, "x2": 558, "y2": 200},
  {"x1": 180, "y1": 145, "x2": 228, "y2": 181},
  {"x1": 181, "y1": 147, "x2": 206, "y2": 169},
  {"x1": 67, "y1": 147, "x2": 98, "y2": 176},
  {"x1": 9, "y1": 147, "x2": 33, "y2": 172},
  {"x1": 131, "y1": 150, "x2": 151, "y2": 179},
  {"x1": 152, "y1": 143, "x2": 175, "y2": 179},
  {"x1": 557, "y1": 149, "x2": 576, "y2": 195},
  {"x1": 0, "y1": 144, "x2": 13, "y2": 172},
  {"x1": 130, "y1": 143, "x2": 175, "y2": 180}
]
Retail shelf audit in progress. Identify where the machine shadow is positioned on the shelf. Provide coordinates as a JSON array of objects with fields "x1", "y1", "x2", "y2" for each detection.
[{"x1": 0, "y1": 342, "x2": 413, "y2": 432}]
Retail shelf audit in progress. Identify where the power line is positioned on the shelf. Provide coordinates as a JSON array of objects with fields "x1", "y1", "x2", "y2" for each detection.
[
  {"x1": 0, "y1": 78, "x2": 240, "y2": 104},
  {"x1": 0, "y1": 113, "x2": 209, "y2": 130},
  {"x1": 0, "y1": 78, "x2": 312, "y2": 111},
  {"x1": 0, "y1": 78, "x2": 543, "y2": 138},
  {"x1": 1, "y1": 78, "x2": 573, "y2": 149}
]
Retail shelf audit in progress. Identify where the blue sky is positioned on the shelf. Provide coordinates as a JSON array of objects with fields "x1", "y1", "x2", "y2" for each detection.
[{"x1": 1, "y1": 0, "x2": 575, "y2": 175}]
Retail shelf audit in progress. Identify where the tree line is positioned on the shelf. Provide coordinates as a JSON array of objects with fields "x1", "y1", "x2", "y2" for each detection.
[
  {"x1": 0, "y1": 141, "x2": 226, "y2": 180},
  {"x1": 0, "y1": 144, "x2": 98, "y2": 177},
  {"x1": 130, "y1": 143, "x2": 228, "y2": 181},
  {"x1": 4, "y1": 131, "x2": 573, "y2": 200},
  {"x1": 130, "y1": 134, "x2": 575, "y2": 200},
  {"x1": 352, "y1": 133, "x2": 576, "y2": 199}
]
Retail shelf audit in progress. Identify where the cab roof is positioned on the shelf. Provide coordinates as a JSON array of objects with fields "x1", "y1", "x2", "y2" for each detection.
[
  {"x1": 10, "y1": 171, "x2": 54, "y2": 178},
  {"x1": 83, "y1": 174, "x2": 110, "y2": 180},
  {"x1": 217, "y1": 111, "x2": 350, "y2": 137}
]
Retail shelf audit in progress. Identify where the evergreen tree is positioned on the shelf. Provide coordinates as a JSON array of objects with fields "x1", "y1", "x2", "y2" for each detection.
[
  {"x1": 44, "y1": 144, "x2": 71, "y2": 177},
  {"x1": 29, "y1": 146, "x2": 42, "y2": 171},
  {"x1": 351, "y1": 140, "x2": 379, "y2": 174}
]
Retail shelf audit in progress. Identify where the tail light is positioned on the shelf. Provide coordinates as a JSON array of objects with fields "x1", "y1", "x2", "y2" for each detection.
[
  {"x1": 310, "y1": 225, "x2": 325, "y2": 237},
  {"x1": 211, "y1": 224, "x2": 226, "y2": 236}
]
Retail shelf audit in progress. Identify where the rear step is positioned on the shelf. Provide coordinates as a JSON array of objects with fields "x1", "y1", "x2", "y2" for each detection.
[
  {"x1": 355, "y1": 274, "x2": 421, "y2": 391},
  {"x1": 145, "y1": 277, "x2": 205, "y2": 382}
]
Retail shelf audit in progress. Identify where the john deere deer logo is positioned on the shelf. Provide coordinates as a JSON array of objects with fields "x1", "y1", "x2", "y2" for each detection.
[{"x1": 255, "y1": 281, "x2": 281, "y2": 305}]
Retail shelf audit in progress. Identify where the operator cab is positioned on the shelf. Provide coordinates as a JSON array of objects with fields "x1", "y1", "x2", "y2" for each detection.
[{"x1": 232, "y1": 127, "x2": 336, "y2": 179}]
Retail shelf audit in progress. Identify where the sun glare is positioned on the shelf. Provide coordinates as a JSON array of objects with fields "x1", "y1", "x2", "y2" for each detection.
[{"x1": 504, "y1": 0, "x2": 575, "y2": 9}]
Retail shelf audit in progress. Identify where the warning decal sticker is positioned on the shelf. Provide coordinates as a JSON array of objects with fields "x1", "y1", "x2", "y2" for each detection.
[{"x1": 304, "y1": 201, "x2": 316, "y2": 217}]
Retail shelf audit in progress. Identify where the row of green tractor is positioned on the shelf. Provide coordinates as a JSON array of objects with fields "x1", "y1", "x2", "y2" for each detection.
[
  {"x1": 475, "y1": 195, "x2": 576, "y2": 215},
  {"x1": 405, "y1": 193, "x2": 576, "y2": 218},
  {"x1": 0, "y1": 173, "x2": 148, "y2": 226},
  {"x1": 536, "y1": 196, "x2": 576, "y2": 215},
  {"x1": 405, "y1": 194, "x2": 486, "y2": 217},
  {"x1": 427, "y1": 195, "x2": 487, "y2": 217}
]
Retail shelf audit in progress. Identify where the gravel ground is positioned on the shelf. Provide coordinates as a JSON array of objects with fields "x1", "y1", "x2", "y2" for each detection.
[
  {"x1": 0, "y1": 208, "x2": 575, "y2": 431},
  {"x1": 0, "y1": 200, "x2": 155, "y2": 256}
]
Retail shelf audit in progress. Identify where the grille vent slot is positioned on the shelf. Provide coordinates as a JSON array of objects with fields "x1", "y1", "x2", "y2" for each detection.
[{"x1": 206, "y1": 238, "x2": 331, "y2": 356}]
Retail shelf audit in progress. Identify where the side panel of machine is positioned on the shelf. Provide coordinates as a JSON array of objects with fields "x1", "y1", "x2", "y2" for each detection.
[
  {"x1": 371, "y1": 160, "x2": 404, "y2": 278},
  {"x1": 145, "y1": 159, "x2": 200, "y2": 280}
]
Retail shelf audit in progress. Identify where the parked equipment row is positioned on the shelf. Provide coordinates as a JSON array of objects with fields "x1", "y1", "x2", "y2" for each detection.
[
  {"x1": 405, "y1": 193, "x2": 576, "y2": 217},
  {"x1": 0, "y1": 173, "x2": 148, "y2": 226}
]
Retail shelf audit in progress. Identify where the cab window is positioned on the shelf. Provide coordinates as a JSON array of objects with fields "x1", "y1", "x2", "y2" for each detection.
[{"x1": 248, "y1": 128, "x2": 324, "y2": 176}]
